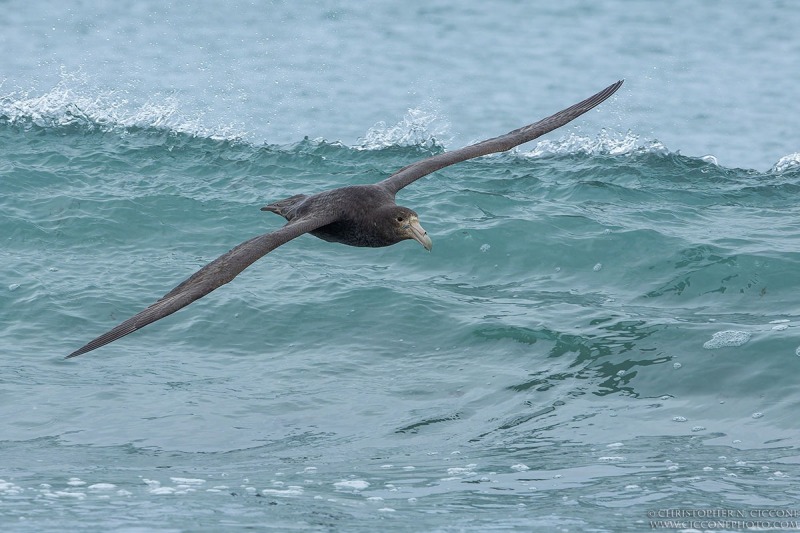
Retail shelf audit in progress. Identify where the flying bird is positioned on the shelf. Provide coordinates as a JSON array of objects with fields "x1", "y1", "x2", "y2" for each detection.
[{"x1": 66, "y1": 80, "x2": 623, "y2": 358}]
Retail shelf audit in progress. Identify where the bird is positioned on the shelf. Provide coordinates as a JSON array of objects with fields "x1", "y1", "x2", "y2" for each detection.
[{"x1": 65, "y1": 80, "x2": 623, "y2": 358}]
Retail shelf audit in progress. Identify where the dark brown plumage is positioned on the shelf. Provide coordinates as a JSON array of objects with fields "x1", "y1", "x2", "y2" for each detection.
[{"x1": 66, "y1": 80, "x2": 623, "y2": 358}]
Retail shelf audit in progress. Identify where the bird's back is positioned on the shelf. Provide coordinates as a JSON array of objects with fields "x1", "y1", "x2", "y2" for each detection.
[{"x1": 262, "y1": 185, "x2": 398, "y2": 247}]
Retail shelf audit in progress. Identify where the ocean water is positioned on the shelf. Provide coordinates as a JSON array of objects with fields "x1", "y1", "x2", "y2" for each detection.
[{"x1": 2, "y1": 1, "x2": 800, "y2": 532}]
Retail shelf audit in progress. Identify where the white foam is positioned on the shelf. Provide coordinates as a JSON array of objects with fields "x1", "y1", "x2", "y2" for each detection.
[
  {"x1": 0, "y1": 68, "x2": 246, "y2": 140},
  {"x1": 357, "y1": 107, "x2": 449, "y2": 150},
  {"x1": 333, "y1": 480, "x2": 369, "y2": 491},
  {"x1": 525, "y1": 130, "x2": 669, "y2": 158},
  {"x1": 702, "y1": 330, "x2": 751, "y2": 349},
  {"x1": 0, "y1": 480, "x2": 23, "y2": 495},
  {"x1": 446, "y1": 467, "x2": 476, "y2": 476},
  {"x1": 149, "y1": 487, "x2": 177, "y2": 495},
  {"x1": 170, "y1": 477, "x2": 205, "y2": 485},
  {"x1": 771, "y1": 152, "x2": 800, "y2": 173},
  {"x1": 261, "y1": 486, "x2": 304, "y2": 497},
  {"x1": 510, "y1": 463, "x2": 530, "y2": 472},
  {"x1": 49, "y1": 490, "x2": 86, "y2": 499},
  {"x1": 87, "y1": 483, "x2": 116, "y2": 491}
]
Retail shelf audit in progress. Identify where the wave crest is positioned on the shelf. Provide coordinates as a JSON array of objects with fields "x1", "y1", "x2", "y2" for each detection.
[
  {"x1": 356, "y1": 107, "x2": 449, "y2": 150},
  {"x1": 771, "y1": 152, "x2": 800, "y2": 173},
  {"x1": 525, "y1": 130, "x2": 670, "y2": 158},
  {"x1": 0, "y1": 69, "x2": 246, "y2": 140}
]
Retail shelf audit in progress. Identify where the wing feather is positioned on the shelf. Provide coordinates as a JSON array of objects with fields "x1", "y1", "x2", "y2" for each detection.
[
  {"x1": 378, "y1": 80, "x2": 623, "y2": 194},
  {"x1": 65, "y1": 215, "x2": 334, "y2": 358}
]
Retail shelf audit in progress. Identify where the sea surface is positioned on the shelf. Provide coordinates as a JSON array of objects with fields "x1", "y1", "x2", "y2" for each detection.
[{"x1": 2, "y1": 1, "x2": 800, "y2": 532}]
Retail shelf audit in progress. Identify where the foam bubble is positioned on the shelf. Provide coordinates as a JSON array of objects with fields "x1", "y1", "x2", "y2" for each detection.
[
  {"x1": 702, "y1": 330, "x2": 751, "y2": 349},
  {"x1": 149, "y1": 487, "x2": 176, "y2": 495},
  {"x1": 87, "y1": 483, "x2": 116, "y2": 491},
  {"x1": 261, "y1": 487, "x2": 303, "y2": 497},
  {"x1": 0, "y1": 480, "x2": 23, "y2": 495},
  {"x1": 170, "y1": 477, "x2": 205, "y2": 485},
  {"x1": 446, "y1": 467, "x2": 476, "y2": 476},
  {"x1": 48, "y1": 490, "x2": 86, "y2": 499},
  {"x1": 333, "y1": 480, "x2": 369, "y2": 491}
]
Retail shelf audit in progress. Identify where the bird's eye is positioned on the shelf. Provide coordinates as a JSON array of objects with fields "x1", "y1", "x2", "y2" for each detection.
[{"x1": 396, "y1": 216, "x2": 404, "y2": 222}]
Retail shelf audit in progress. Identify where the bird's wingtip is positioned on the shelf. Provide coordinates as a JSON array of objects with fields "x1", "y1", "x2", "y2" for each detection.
[{"x1": 64, "y1": 348, "x2": 85, "y2": 359}]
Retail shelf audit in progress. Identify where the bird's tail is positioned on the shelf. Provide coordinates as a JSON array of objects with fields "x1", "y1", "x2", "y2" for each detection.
[{"x1": 260, "y1": 194, "x2": 308, "y2": 219}]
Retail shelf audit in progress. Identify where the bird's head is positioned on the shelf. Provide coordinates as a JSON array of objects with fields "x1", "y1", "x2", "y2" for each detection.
[{"x1": 387, "y1": 206, "x2": 432, "y2": 251}]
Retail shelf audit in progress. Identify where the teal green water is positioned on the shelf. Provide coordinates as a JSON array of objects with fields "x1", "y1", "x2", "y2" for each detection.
[
  {"x1": 3, "y1": 120, "x2": 800, "y2": 531},
  {"x1": 3, "y1": 0, "x2": 800, "y2": 531}
]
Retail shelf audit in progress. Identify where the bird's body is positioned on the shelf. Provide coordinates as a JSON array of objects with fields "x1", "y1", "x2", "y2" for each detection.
[
  {"x1": 263, "y1": 185, "x2": 414, "y2": 248},
  {"x1": 66, "y1": 80, "x2": 623, "y2": 358}
]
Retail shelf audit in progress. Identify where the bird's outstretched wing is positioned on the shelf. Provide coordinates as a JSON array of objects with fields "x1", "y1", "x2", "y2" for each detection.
[
  {"x1": 65, "y1": 214, "x2": 336, "y2": 358},
  {"x1": 378, "y1": 80, "x2": 623, "y2": 195}
]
